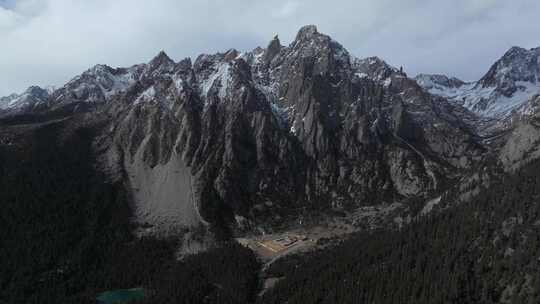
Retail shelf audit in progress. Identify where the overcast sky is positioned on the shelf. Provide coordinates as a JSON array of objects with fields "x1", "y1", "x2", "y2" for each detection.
[{"x1": 1, "y1": 0, "x2": 540, "y2": 96}]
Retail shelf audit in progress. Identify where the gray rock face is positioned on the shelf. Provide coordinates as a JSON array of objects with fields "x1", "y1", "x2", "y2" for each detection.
[
  {"x1": 415, "y1": 74, "x2": 466, "y2": 91},
  {"x1": 264, "y1": 35, "x2": 282, "y2": 66},
  {"x1": 1, "y1": 26, "x2": 486, "y2": 233},
  {"x1": 499, "y1": 95, "x2": 540, "y2": 171},
  {"x1": 353, "y1": 56, "x2": 403, "y2": 81}
]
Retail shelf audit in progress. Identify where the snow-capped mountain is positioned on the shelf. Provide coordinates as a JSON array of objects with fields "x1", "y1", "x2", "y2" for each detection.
[
  {"x1": 352, "y1": 56, "x2": 404, "y2": 83},
  {"x1": 9, "y1": 25, "x2": 540, "y2": 240},
  {"x1": 0, "y1": 86, "x2": 50, "y2": 112},
  {"x1": 0, "y1": 51, "x2": 179, "y2": 114},
  {"x1": 415, "y1": 74, "x2": 466, "y2": 94},
  {"x1": 415, "y1": 46, "x2": 540, "y2": 118},
  {"x1": 0, "y1": 25, "x2": 485, "y2": 235}
]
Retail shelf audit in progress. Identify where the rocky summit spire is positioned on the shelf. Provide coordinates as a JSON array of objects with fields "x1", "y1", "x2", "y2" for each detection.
[
  {"x1": 295, "y1": 24, "x2": 318, "y2": 41},
  {"x1": 224, "y1": 49, "x2": 239, "y2": 62},
  {"x1": 146, "y1": 50, "x2": 175, "y2": 75},
  {"x1": 264, "y1": 35, "x2": 282, "y2": 65},
  {"x1": 149, "y1": 50, "x2": 174, "y2": 67}
]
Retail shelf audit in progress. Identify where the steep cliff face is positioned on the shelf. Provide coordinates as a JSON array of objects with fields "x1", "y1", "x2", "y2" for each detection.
[
  {"x1": 100, "y1": 49, "x2": 309, "y2": 233},
  {"x1": 498, "y1": 95, "x2": 540, "y2": 171},
  {"x1": 0, "y1": 26, "x2": 485, "y2": 234}
]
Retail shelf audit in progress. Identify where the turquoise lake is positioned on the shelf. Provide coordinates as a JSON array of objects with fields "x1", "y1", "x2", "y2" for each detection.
[{"x1": 96, "y1": 288, "x2": 145, "y2": 303}]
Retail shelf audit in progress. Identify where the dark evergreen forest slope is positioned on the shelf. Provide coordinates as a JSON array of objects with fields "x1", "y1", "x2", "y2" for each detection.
[
  {"x1": 259, "y1": 160, "x2": 540, "y2": 304},
  {"x1": 0, "y1": 117, "x2": 259, "y2": 304}
]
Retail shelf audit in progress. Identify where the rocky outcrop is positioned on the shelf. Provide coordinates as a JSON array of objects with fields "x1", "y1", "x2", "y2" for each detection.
[
  {"x1": 415, "y1": 74, "x2": 466, "y2": 91},
  {"x1": 499, "y1": 98, "x2": 540, "y2": 171},
  {"x1": 353, "y1": 56, "x2": 403, "y2": 82}
]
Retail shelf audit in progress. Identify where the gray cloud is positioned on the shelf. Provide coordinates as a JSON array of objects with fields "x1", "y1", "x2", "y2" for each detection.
[{"x1": 1, "y1": 0, "x2": 540, "y2": 95}]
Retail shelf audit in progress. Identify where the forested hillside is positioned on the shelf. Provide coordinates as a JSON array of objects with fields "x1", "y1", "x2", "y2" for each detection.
[
  {"x1": 259, "y1": 160, "x2": 540, "y2": 304},
  {"x1": 0, "y1": 117, "x2": 259, "y2": 304}
]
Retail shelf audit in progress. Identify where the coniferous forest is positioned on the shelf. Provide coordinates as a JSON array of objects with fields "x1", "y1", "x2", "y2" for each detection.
[
  {"x1": 0, "y1": 115, "x2": 540, "y2": 303},
  {"x1": 2, "y1": 118, "x2": 540, "y2": 304},
  {"x1": 259, "y1": 160, "x2": 540, "y2": 304},
  {"x1": 0, "y1": 118, "x2": 260, "y2": 304}
]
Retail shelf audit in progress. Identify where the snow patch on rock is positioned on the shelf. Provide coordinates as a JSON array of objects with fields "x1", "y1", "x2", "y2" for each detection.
[
  {"x1": 420, "y1": 196, "x2": 442, "y2": 216},
  {"x1": 199, "y1": 62, "x2": 232, "y2": 103}
]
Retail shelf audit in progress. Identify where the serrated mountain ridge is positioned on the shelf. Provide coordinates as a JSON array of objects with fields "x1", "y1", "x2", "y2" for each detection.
[{"x1": 0, "y1": 26, "x2": 497, "y2": 234}]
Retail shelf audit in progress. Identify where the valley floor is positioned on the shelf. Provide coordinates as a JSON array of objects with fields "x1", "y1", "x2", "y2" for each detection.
[{"x1": 236, "y1": 201, "x2": 408, "y2": 264}]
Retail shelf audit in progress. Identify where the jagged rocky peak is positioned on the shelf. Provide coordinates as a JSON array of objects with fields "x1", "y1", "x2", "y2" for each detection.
[
  {"x1": 289, "y1": 25, "x2": 348, "y2": 59},
  {"x1": 274, "y1": 25, "x2": 356, "y2": 131},
  {"x1": 478, "y1": 46, "x2": 540, "y2": 95},
  {"x1": 41, "y1": 62, "x2": 147, "y2": 112},
  {"x1": 264, "y1": 35, "x2": 282, "y2": 64},
  {"x1": 295, "y1": 24, "x2": 319, "y2": 40},
  {"x1": 223, "y1": 49, "x2": 240, "y2": 62},
  {"x1": 474, "y1": 45, "x2": 540, "y2": 117},
  {"x1": 193, "y1": 52, "x2": 224, "y2": 72},
  {"x1": 23, "y1": 85, "x2": 50, "y2": 100},
  {"x1": 150, "y1": 50, "x2": 174, "y2": 66},
  {"x1": 415, "y1": 74, "x2": 466, "y2": 90},
  {"x1": 86, "y1": 63, "x2": 116, "y2": 75},
  {"x1": 0, "y1": 85, "x2": 50, "y2": 111},
  {"x1": 352, "y1": 56, "x2": 403, "y2": 82},
  {"x1": 54, "y1": 50, "x2": 175, "y2": 105},
  {"x1": 177, "y1": 57, "x2": 193, "y2": 70},
  {"x1": 416, "y1": 45, "x2": 540, "y2": 119},
  {"x1": 145, "y1": 50, "x2": 176, "y2": 77},
  {"x1": 281, "y1": 24, "x2": 352, "y2": 80}
]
